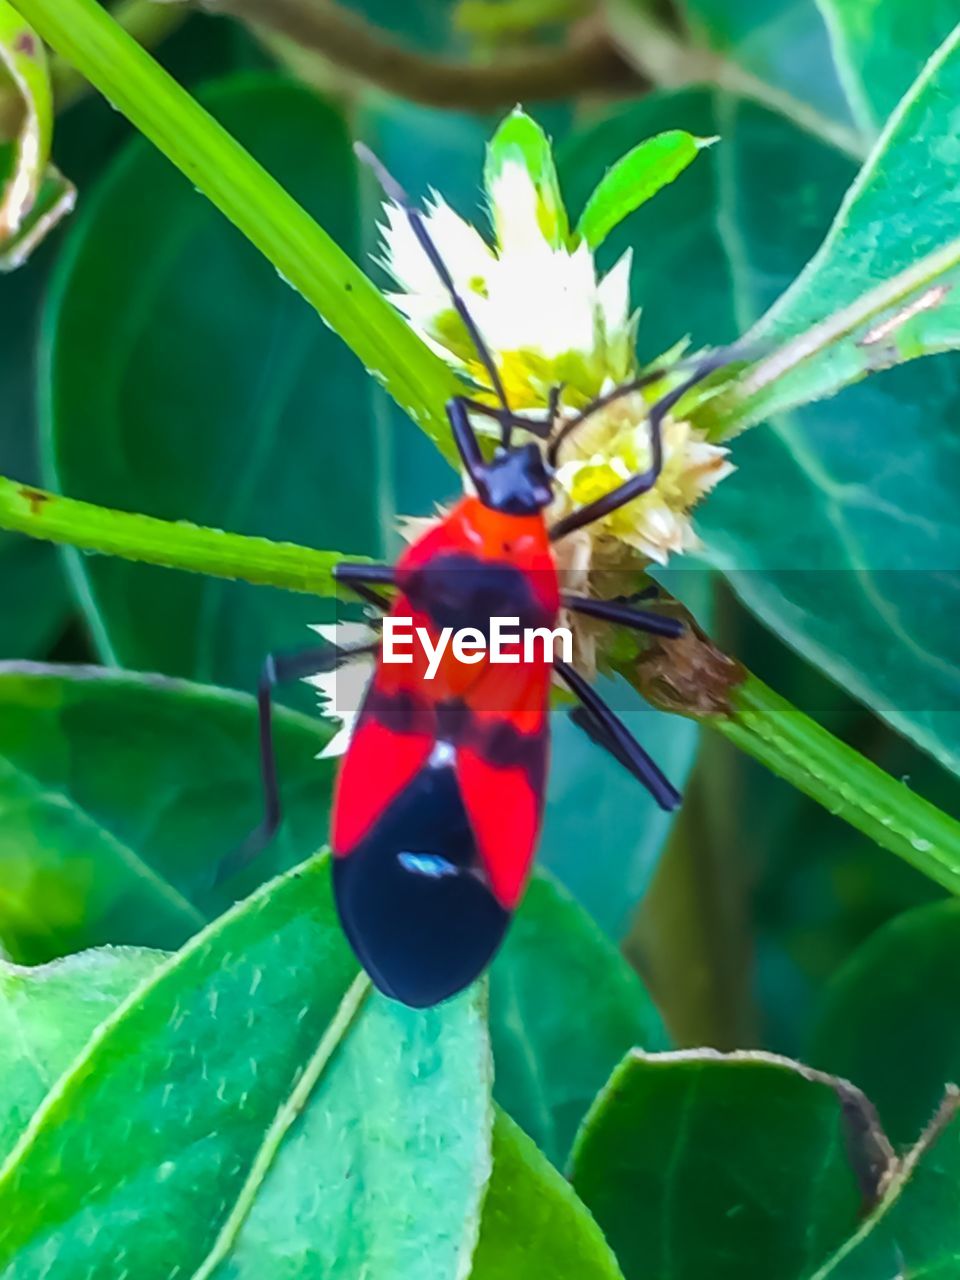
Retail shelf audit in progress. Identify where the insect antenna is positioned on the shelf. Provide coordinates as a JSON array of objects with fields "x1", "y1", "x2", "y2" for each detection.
[
  {"x1": 547, "y1": 367, "x2": 669, "y2": 468},
  {"x1": 548, "y1": 345, "x2": 749, "y2": 542},
  {"x1": 356, "y1": 143, "x2": 518, "y2": 449}
]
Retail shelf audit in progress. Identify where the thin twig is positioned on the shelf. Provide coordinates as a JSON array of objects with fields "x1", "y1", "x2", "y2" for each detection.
[{"x1": 161, "y1": 0, "x2": 647, "y2": 108}]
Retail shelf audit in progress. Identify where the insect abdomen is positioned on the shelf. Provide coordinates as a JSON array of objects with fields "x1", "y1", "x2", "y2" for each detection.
[{"x1": 332, "y1": 756, "x2": 510, "y2": 1007}]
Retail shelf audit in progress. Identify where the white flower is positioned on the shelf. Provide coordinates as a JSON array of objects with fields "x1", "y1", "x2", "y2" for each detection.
[
  {"x1": 303, "y1": 623, "x2": 376, "y2": 758},
  {"x1": 552, "y1": 395, "x2": 734, "y2": 564},
  {"x1": 379, "y1": 161, "x2": 635, "y2": 410},
  {"x1": 377, "y1": 109, "x2": 734, "y2": 572}
]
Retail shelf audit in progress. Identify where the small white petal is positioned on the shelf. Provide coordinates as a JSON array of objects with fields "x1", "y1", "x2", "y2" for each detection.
[
  {"x1": 645, "y1": 505, "x2": 679, "y2": 540},
  {"x1": 306, "y1": 621, "x2": 376, "y2": 648},
  {"x1": 379, "y1": 204, "x2": 434, "y2": 295},
  {"x1": 378, "y1": 196, "x2": 494, "y2": 358},
  {"x1": 422, "y1": 193, "x2": 496, "y2": 285},
  {"x1": 489, "y1": 160, "x2": 544, "y2": 256},
  {"x1": 303, "y1": 623, "x2": 377, "y2": 756},
  {"x1": 681, "y1": 524, "x2": 704, "y2": 552},
  {"x1": 597, "y1": 250, "x2": 633, "y2": 340},
  {"x1": 318, "y1": 723, "x2": 354, "y2": 760}
]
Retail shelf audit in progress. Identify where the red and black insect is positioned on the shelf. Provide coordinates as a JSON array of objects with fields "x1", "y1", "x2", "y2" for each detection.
[{"x1": 223, "y1": 148, "x2": 738, "y2": 1007}]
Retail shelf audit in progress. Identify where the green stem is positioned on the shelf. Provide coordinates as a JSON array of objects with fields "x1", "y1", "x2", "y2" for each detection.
[
  {"x1": 52, "y1": 0, "x2": 188, "y2": 112},
  {"x1": 5, "y1": 0, "x2": 461, "y2": 459},
  {"x1": 712, "y1": 674, "x2": 960, "y2": 895},
  {"x1": 3, "y1": 474, "x2": 960, "y2": 894},
  {"x1": 0, "y1": 475, "x2": 358, "y2": 595},
  {"x1": 8, "y1": 0, "x2": 960, "y2": 902}
]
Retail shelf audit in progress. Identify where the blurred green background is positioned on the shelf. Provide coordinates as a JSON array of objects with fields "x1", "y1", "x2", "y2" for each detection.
[{"x1": 1, "y1": 0, "x2": 958, "y2": 1066}]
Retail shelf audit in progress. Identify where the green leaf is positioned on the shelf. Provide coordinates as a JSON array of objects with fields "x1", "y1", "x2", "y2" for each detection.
[
  {"x1": 0, "y1": 855, "x2": 498, "y2": 1279},
  {"x1": 490, "y1": 875, "x2": 668, "y2": 1168},
  {"x1": 681, "y1": 0, "x2": 854, "y2": 128},
  {"x1": 0, "y1": 661, "x2": 334, "y2": 962},
  {"x1": 716, "y1": 24, "x2": 960, "y2": 435},
  {"x1": 0, "y1": 13, "x2": 73, "y2": 659},
  {"x1": 0, "y1": 263, "x2": 71, "y2": 657},
  {"x1": 195, "y1": 986, "x2": 493, "y2": 1280},
  {"x1": 0, "y1": 947, "x2": 162, "y2": 1159},
  {"x1": 560, "y1": 90, "x2": 960, "y2": 780},
  {"x1": 811, "y1": 900, "x2": 960, "y2": 1149},
  {"x1": 543, "y1": 690, "x2": 701, "y2": 938},
  {"x1": 472, "y1": 1110, "x2": 625, "y2": 1280},
  {"x1": 815, "y1": 0, "x2": 959, "y2": 136},
  {"x1": 740, "y1": 654, "x2": 948, "y2": 1056},
  {"x1": 485, "y1": 107, "x2": 569, "y2": 248},
  {"x1": 0, "y1": 931, "x2": 622, "y2": 1280},
  {"x1": 18, "y1": 0, "x2": 461, "y2": 451},
  {"x1": 0, "y1": 1, "x2": 74, "y2": 269},
  {"x1": 43, "y1": 75, "x2": 386, "y2": 700},
  {"x1": 576, "y1": 130, "x2": 715, "y2": 249},
  {"x1": 606, "y1": 0, "x2": 858, "y2": 152},
  {"x1": 809, "y1": 1094, "x2": 960, "y2": 1278},
  {"x1": 0, "y1": 533, "x2": 68, "y2": 657},
  {"x1": 570, "y1": 1049, "x2": 893, "y2": 1280},
  {"x1": 0, "y1": 13, "x2": 257, "y2": 662}
]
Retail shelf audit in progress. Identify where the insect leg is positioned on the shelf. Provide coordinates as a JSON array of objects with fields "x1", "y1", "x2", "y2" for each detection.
[
  {"x1": 334, "y1": 561, "x2": 396, "y2": 606},
  {"x1": 334, "y1": 563, "x2": 396, "y2": 612},
  {"x1": 621, "y1": 585, "x2": 661, "y2": 603},
  {"x1": 217, "y1": 641, "x2": 377, "y2": 884},
  {"x1": 562, "y1": 592, "x2": 684, "y2": 639},
  {"x1": 548, "y1": 347, "x2": 744, "y2": 542},
  {"x1": 568, "y1": 705, "x2": 645, "y2": 783},
  {"x1": 555, "y1": 659, "x2": 680, "y2": 811}
]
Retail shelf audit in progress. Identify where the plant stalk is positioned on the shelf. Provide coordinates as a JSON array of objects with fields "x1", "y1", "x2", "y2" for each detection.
[
  {"x1": 165, "y1": 0, "x2": 644, "y2": 110},
  {"x1": 5, "y1": 0, "x2": 462, "y2": 458},
  {"x1": 712, "y1": 674, "x2": 960, "y2": 896},
  {"x1": 0, "y1": 476, "x2": 358, "y2": 595},
  {"x1": 7, "y1": 0, "x2": 960, "y2": 899},
  {"x1": 2, "y1": 474, "x2": 959, "y2": 895}
]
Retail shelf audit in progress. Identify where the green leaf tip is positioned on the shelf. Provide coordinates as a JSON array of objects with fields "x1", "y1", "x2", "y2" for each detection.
[
  {"x1": 576, "y1": 128, "x2": 715, "y2": 250},
  {"x1": 485, "y1": 106, "x2": 569, "y2": 248}
]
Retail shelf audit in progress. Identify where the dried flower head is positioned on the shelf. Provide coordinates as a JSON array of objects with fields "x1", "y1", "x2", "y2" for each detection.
[
  {"x1": 313, "y1": 113, "x2": 735, "y2": 750},
  {"x1": 378, "y1": 109, "x2": 732, "y2": 567}
]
